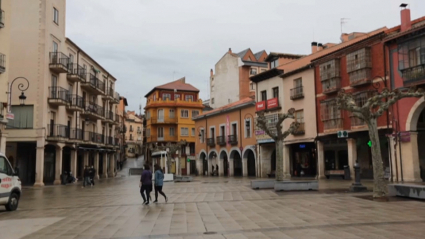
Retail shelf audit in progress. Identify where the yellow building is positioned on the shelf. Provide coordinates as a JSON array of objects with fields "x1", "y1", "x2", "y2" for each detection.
[{"x1": 145, "y1": 77, "x2": 203, "y2": 175}]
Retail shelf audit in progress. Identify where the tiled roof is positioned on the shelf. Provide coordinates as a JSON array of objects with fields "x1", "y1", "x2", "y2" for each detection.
[
  {"x1": 384, "y1": 16, "x2": 425, "y2": 42},
  {"x1": 265, "y1": 52, "x2": 305, "y2": 62},
  {"x1": 254, "y1": 50, "x2": 266, "y2": 60},
  {"x1": 144, "y1": 77, "x2": 199, "y2": 97},
  {"x1": 236, "y1": 48, "x2": 250, "y2": 58},
  {"x1": 194, "y1": 97, "x2": 255, "y2": 119}
]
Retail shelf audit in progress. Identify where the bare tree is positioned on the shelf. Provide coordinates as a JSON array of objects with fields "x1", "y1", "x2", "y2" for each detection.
[
  {"x1": 256, "y1": 108, "x2": 300, "y2": 181},
  {"x1": 337, "y1": 87, "x2": 424, "y2": 198},
  {"x1": 149, "y1": 140, "x2": 187, "y2": 174}
]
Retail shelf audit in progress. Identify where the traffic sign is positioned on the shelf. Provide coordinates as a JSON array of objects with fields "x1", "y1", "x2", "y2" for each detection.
[
  {"x1": 367, "y1": 141, "x2": 372, "y2": 147},
  {"x1": 187, "y1": 158, "x2": 190, "y2": 162}
]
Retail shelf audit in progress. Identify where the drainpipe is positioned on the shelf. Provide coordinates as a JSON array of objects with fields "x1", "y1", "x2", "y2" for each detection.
[
  {"x1": 397, "y1": 119, "x2": 404, "y2": 182},
  {"x1": 313, "y1": 64, "x2": 320, "y2": 179},
  {"x1": 239, "y1": 108, "x2": 242, "y2": 151},
  {"x1": 76, "y1": 50, "x2": 80, "y2": 153},
  {"x1": 206, "y1": 116, "x2": 208, "y2": 176},
  {"x1": 383, "y1": 41, "x2": 393, "y2": 182}
]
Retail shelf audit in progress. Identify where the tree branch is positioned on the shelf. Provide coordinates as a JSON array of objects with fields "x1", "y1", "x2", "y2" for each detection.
[
  {"x1": 256, "y1": 111, "x2": 278, "y2": 140},
  {"x1": 282, "y1": 122, "x2": 300, "y2": 138},
  {"x1": 337, "y1": 90, "x2": 362, "y2": 113},
  {"x1": 373, "y1": 88, "x2": 425, "y2": 117}
]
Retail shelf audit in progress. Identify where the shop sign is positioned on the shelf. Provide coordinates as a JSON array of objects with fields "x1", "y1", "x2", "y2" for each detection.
[
  {"x1": 299, "y1": 144, "x2": 306, "y2": 149},
  {"x1": 267, "y1": 98, "x2": 278, "y2": 109},
  {"x1": 256, "y1": 101, "x2": 266, "y2": 111},
  {"x1": 187, "y1": 155, "x2": 195, "y2": 160},
  {"x1": 399, "y1": 132, "x2": 410, "y2": 142},
  {"x1": 258, "y1": 138, "x2": 275, "y2": 144},
  {"x1": 255, "y1": 130, "x2": 265, "y2": 135},
  {"x1": 6, "y1": 113, "x2": 14, "y2": 120}
]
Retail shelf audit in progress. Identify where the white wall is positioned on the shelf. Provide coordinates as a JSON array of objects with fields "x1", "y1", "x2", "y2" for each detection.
[{"x1": 210, "y1": 53, "x2": 240, "y2": 108}]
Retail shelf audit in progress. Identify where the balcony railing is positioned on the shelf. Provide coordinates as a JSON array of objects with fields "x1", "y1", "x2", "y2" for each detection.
[
  {"x1": 84, "y1": 101, "x2": 104, "y2": 117},
  {"x1": 349, "y1": 68, "x2": 372, "y2": 86},
  {"x1": 47, "y1": 124, "x2": 70, "y2": 138},
  {"x1": 105, "y1": 110, "x2": 114, "y2": 121},
  {"x1": 115, "y1": 114, "x2": 120, "y2": 122},
  {"x1": 228, "y1": 135, "x2": 238, "y2": 145},
  {"x1": 115, "y1": 138, "x2": 120, "y2": 146},
  {"x1": 401, "y1": 64, "x2": 425, "y2": 85},
  {"x1": 216, "y1": 136, "x2": 226, "y2": 146},
  {"x1": 49, "y1": 52, "x2": 70, "y2": 73},
  {"x1": 48, "y1": 87, "x2": 70, "y2": 103},
  {"x1": 322, "y1": 78, "x2": 341, "y2": 94},
  {"x1": 67, "y1": 63, "x2": 86, "y2": 81},
  {"x1": 207, "y1": 138, "x2": 215, "y2": 147},
  {"x1": 69, "y1": 128, "x2": 83, "y2": 141},
  {"x1": 68, "y1": 95, "x2": 84, "y2": 109},
  {"x1": 0, "y1": 10, "x2": 5, "y2": 28},
  {"x1": 82, "y1": 74, "x2": 105, "y2": 93},
  {"x1": 292, "y1": 122, "x2": 305, "y2": 135},
  {"x1": 107, "y1": 136, "x2": 114, "y2": 145},
  {"x1": 290, "y1": 86, "x2": 304, "y2": 100},
  {"x1": 0, "y1": 53, "x2": 5, "y2": 73},
  {"x1": 323, "y1": 118, "x2": 343, "y2": 130},
  {"x1": 151, "y1": 117, "x2": 177, "y2": 124},
  {"x1": 84, "y1": 131, "x2": 105, "y2": 144}
]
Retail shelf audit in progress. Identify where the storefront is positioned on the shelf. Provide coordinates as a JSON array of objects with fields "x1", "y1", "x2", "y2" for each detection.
[
  {"x1": 257, "y1": 139, "x2": 275, "y2": 178},
  {"x1": 290, "y1": 142, "x2": 316, "y2": 177}
]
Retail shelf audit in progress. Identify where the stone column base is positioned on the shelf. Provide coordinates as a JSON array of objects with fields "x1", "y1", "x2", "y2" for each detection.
[
  {"x1": 53, "y1": 180, "x2": 62, "y2": 185},
  {"x1": 33, "y1": 182, "x2": 45, "y2": 187}
]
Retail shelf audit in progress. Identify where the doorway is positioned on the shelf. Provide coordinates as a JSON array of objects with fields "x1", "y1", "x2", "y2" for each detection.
[{"x1": 232, "y1": 151, "x2": 242, "y2": 176}]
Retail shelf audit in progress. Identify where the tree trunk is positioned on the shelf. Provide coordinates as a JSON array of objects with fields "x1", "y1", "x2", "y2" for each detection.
[
  {"x1": 275, "y1": 139, "x2": 284, "y2": 181},
  {"x1": 367, "y1": 118, "x2": 388, "y2": 198},
  {"x1": 167, "y1": 155, "x2": 172, "y2": 174}
]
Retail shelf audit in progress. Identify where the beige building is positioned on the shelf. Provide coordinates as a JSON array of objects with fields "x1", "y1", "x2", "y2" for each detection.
[
  {"x1": 4, "y1": 0, "x2": 122, "y2": 186},
  {"x1": 125, "y1": 111, "x2": 143, "y2": 158},
  {"x1": 0, "y1": 0, "x2": 11, "y2": 154}
]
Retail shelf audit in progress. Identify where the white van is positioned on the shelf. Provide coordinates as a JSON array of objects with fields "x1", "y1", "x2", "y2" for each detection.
[{"x1": 0, "y1": 153, "x2": 22, "y2": 211}]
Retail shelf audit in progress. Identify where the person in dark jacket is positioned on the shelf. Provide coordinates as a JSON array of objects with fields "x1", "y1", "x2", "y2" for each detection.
[
  {"x1": 139, "y1": 165, "x2": 153, "y2": 205},
  {"x1": 82, "y1": 166, "x2": 90, "y2": 188},
  {"x1": 89, "y1": 165, "x2": 96, "y2": 186},
  {"x1": 153, "y1": 164, "x2": 167, "y2": 203}
]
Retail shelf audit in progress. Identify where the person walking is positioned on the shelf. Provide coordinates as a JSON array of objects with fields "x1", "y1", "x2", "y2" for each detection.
[
  {"x1": 82, "y1": 166, "x2": 90, "y2": 188},
  {"x1": 139, "y1": 165, "x2": 153, "y2": 205},
  {"x1": 90, "y1": 165, "x2": 96, "y2": 186},
  {"x1": 153, "y1": 164, "x2": 167, "y2": 203}
]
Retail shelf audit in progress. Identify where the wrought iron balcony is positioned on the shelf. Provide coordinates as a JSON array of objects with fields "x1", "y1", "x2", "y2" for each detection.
[
  {"x1": 69, "y1": 128, "x2": 83, "y2": 141},
  {"x1": 47, "y1": 124, "x2": 70, "y2": 140},
  {"x1": 207, "y1": 138, "x2": 215, "y2": 147},
  {"x1": 48, "y1": 87, "x2": 70, "y2": 106},
  {"x1": 111, "y1": 92, "x2": 120, "y2": 104},
  {"x1": 0, "y1": 53, "x2": 5, "y2": 73},
  {"x1": 67, "y1": 63, "x2": 86, "y2": 83},
  {"x1": 292, "y1": 122, "x2": 305, "y2": 135},
  {"x1": 151, "y1": 117, "x2": 177, "y2": 124},
  {"x1": 322, "y1": 78, "x2": 341, "y2": 94},
  {"x1": 81, "y1": 101, "x2": 104, "y2": 120},
  {"x1": 216, "y1": 136, "x2": 226, "y2": 146},
  {"x1": 81, "y1": 73, "x2": 105, "y2": 95},
  {"x1": 290, "y1": 86, "x2": 304, "y2": 100},
  {"x1": 107, "y1": 136, "x2": 114, "y2": 145},
  {"x1": 49, "y1": 52, "x2": 70, "y2": 73},
  {"x1": 66, "y1": 95, "x2": 84, "y2": 112},
  {"x1": 401, "y1": 64, "x2": 425, "y2": 86},
  {"x1": 228, "y1": 135, "x2": 238, "y2": 145},
  {"x1": 0, "y1": 10, "x2": 5, "y2": 28}
]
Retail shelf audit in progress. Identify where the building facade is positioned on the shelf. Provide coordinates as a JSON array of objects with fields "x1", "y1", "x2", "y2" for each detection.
[
  {"x1": 125, "y1": 111, "x2": 143, "y2": 158},
  {"x1": 0, "y1": 0, "x2": 10, "y2": 154},
  {"x1": 194, "y1": 97, "x2": 257, "y2": 177},
  {"x1": 145, "y1": 77, "x2": 203, "y2": 175},
  {"x1": 4, "y1": 0, "x2": 122, "y2": 186},
  {"x1": 209, "y1": 48, "x2": 268, "y2": 109}
]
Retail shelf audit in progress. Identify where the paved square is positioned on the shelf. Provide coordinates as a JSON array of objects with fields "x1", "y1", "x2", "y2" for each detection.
[{"x1": 1, "y1": 171, "x2": 425, "y2": 238}]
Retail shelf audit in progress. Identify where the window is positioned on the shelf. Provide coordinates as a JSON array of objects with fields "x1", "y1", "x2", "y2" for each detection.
[
  {"x1": 6, "y1": 105, "x2": 34, "y2": 129},
  {"x1": 190, "y1": 144, "x2": 195, "y2": 154},
  {"x1": 346, "y1": 48, "x2": 372, "y2": 85},
  {"x1": 250, "y1": 68, "x2": 257, "y2": 75},
  {"x1": 220, "y1": 125, "x2": 225, "y2": 136},
  {"x1": 211, "y1": 85, "x2": 214, "y2": 92},
  {"x1": 169, "y1": 127, "x2": 175, "y2": 136},
  {"x1": 130, "y1": 134, "x2": 133, "y2": 140},
  {"x1": 250, "y1": 82, "x2": 254, "y2": 90},
  {"x1": 53, "y1": 8, "x2": 59, "y2": 24},
  {"x1": 181, "y1": 127, "x2": 189, "y2": 136},
  {"x1": 261, "y1": 90, "x2": 267, "y2": 101},
  {"x1": 185, "y1": 95, "x2": 194, "y2": 101},
  {"x1": 320, "y1": 99, "x2": 342, "y2": 130},
  {"x1": 351, "y1": 91, "x2": 374, "y2": 126},
  {"x1": 294, "y1": 110, "x2": 305, "y2": 133},
  {"x1": 175, "y1": 94, "x2": 180, "y2": 100},
  {"x1": 162, "y1": 93, "x2": 171, "y2": 101},
  {"x1": 231, "y1": 123, "x2": 237, "y2": 135},
  {"x1": 169, "y1": 109, "x2": 175, "y2": 118},
  {"x1": 245, "y1": 119, "x2": 251, "y2": 138},
  {"x1": 146, "y1": 128, "x2": 151, "y2": 137},
  {"x1": 146, "y1": 111, "x2": 151, "y2": 119},
  {"x1": 294, "y1": 78, "x2": 302, "y2": 87},
  {"x1": 0, "y1": 156, "x2": 13, "y2": 175},
  {"x1": 69, "y1": 54, "x2": 74, "y2": 64},
  {"x1": 158, "y1": 127, "x2": 164, "y2": 138},
  {"x1": 270, "y1": 59, "x2": 279, "y2": 68},
  {"x1": 129, "y1": 125, "x2": 133, "y2": 131},
  {"x1": 53, "y1": 41, "x2": 58, "y2": 53},
  {"x1": 192, "y1": 110, "x2": 200, "y2": 118},
  {"x1": 192, "y1": 128, "x2": 195, "y2": 136},
  {"x1": 272, "y1": 87, "x2": 279, "y2": 99},
  {"x1": 211, "y1": 98, "x2": 215, "y2": 104},
  {"x1": 181, "y1": 109, "x2": 189, "y2": 118},
  {"x1": 157, "y1": 109, "x2": 164, "y2": 122},
  {"x1": 200, "y1": 129, "x2": 205, "y2": 143}
]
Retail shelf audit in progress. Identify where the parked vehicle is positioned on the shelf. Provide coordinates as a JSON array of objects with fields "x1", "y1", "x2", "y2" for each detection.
[{"x1": 0, "y1": 153, "x2": 22, "y2": 211}]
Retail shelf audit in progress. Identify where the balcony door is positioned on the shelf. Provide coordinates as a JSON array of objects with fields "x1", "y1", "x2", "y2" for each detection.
[
  {"x1": 51, "y1": 75, "x2": 58, "y2": 98},
  {"x1": 158, "y1": 109, "x2": 164, "y2": 123},
  {"x1": 158, "y1": 127, "x2": 164, "y2": 141}
]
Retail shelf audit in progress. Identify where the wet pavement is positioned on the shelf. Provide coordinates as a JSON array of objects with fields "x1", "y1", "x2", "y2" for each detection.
[{"x1": 1, "y1": 158, "x2": 425, "y2": 239}]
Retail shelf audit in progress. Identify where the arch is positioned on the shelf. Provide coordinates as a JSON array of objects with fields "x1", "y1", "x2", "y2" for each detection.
[
  {"x1": 199, "y1": 151, "x2": 208, "y2": 176},
  {"x1": 242, "y1": 145, "x2": 257, "y2": 161},
  {"x1": 406, "y1": 97, "x2": 425, "y2": 131},
  {"x1": 230, "y1": 148, "x2": 242, "y2": 177},
  {"x1": 219, "y1": 149, "x2": 229, "y2": 176},
  {"x1": 208, "y1": 149, "x2": 218, "y2": 160},
  {"x1": 243, "y1": 147, "x2": 256, "y2": 177},
  {"x1": 229, "y1": 147, "x2": 242, "y2": 158},
  {"x1": 198, "y1": 149, "x2": 207, "y2": 160}
]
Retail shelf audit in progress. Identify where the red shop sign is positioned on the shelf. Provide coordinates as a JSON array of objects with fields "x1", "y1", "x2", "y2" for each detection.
[
  {"x1": 267, "y1": 98, "x2": 278, "y2": 109},
  {"x1": 256, "y1": 101, "x2": 266, "y2": 111}
]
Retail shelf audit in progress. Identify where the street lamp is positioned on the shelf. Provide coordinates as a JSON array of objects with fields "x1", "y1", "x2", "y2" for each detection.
[{"x1": 7, "y1": 77, "x2": 30, "y2": 112}]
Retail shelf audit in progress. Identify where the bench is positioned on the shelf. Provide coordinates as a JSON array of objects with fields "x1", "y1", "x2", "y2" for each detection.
[
  {"x1": 388, "y1": 184, "x2": 425, "y2": 200},
  {"x1": 274, "y1": 180, "x2": 318, "y2": 191},
  {"x1": 251, "y1": 180, "x2": 275, "y2": 189}
]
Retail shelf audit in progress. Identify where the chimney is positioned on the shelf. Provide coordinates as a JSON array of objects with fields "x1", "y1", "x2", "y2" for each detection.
[
  {"x1": 210, "y1": 69, "x2": 213, "y2": 77},
  {"x1": 228, "y1": 48, "x2": 232, "y2": 53},
  {"x1": 178, "y1": 77, "x2": 185, "y2": 83},
  {"x1": 311, "y1": 42, "x2": 318, "y2": 54},
  {"x1": 318, "y1": 43, "x2": 323, "y2": 51},
  {"x1": 400, "y1": 3, "x2": 411, "y2": 32},
  {"x1": 340, "y1": 33, "x2": 349, "y2": 42}
]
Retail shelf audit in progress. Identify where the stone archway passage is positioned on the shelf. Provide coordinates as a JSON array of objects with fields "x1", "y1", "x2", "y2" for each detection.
[
  {"x1": 247, "y1": 150, "x2": 256, "y2": 177},
  {"x1": 233, "y1": 152, "x2": 242, "y2": 176},
  {"x1": 200, "y1": 153, "x2": 208, "y2": 176}
]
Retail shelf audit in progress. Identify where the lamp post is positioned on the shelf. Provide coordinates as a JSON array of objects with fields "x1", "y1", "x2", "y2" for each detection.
[{"x1": 6, "y1": 77, "x2": 30, "y2": 113}]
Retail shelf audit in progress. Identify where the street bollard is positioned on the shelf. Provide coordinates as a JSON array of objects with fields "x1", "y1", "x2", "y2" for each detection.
[{"x1": 349, "y1": 162, "x2": 367, "y2": 192}]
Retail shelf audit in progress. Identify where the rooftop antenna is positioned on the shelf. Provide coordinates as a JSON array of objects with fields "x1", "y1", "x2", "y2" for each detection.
[
  {"x1": 139, "y1": 97, "x2": 142, "y2": 115},
  {"x1": 341, "y1": 18, "x2": 350, "y2": 35}
]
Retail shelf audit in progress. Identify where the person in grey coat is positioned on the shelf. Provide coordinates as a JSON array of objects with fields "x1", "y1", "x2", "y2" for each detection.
[{"x1": 153, "y1": 164, "x2": 167, "y2": 203}]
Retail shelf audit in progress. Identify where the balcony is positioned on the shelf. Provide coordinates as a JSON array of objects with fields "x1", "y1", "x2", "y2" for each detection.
[
  {"x1": 0, "y1": 10, "x2": 4, "y2": 28},
  {"x1": 66, "y1": 95, "x2": 84, "y2": 112},
  {"x1": 81, "y1": 101, "x2": 104, "y2": 120},
  {"x1": 151, "y1": 117, "x2": 177, "y2": 124},
  {"x1": 47, "y1": 124, "x2": 70, "y2": 141},
  {"x1": 401, "y1": 64, "x2": 425, "y2": 86},
  {"x1": 147, "y1": 135, "x2": 177, "y2": 142},
  {"x1": 228, "y1": 135, "x2": 238, "y2": 145},
  {"x1": 81, "y1": 74, "x2": 105, "y2": 95},
  {"x1": 48, "y1": 87, "x2": 70, "y2": 106},
  {"x1": 292, "y1": 122, "x2": 305, "y2": 135},
  {"x1": 216, "y1": 136, "x2": 226, "y2": 146},
  {"x1": 349, "y1": 68, "x2": 372, "y2": 87},
  {"x1": 104, "y1": 110, "x2": 114, "y2": 123},
  {"x1": 290, "y1": 86, "x2": 304, "y2": 100},
  {"x1": 323, "y1": 118, "x2": 343, "y2": 131},
  {"x1": 110, "y1": 92, "x2": 120, "y2": 104},
  {"x1": 114, "y1": 138, "x2": 120, "y2": 146},
  {"x1": 49, "y1": 52, "x2": 70, "y2": 73},
  {"x1": 113, "y1": 113, "x2": 120, "y2": 125},
  {"x1": 103, "y1": 87, "x2": 114, "y2": 100},
  {"x1": 145, "y1": 97, "x2": 204, "y2": 109},
  {"x1": 0, "y1": 53, "x2": 5, "y2": 73},
  {"x1": 207, "y1": 138, "x2": 215, "y2": 147},
  {"x1": 107, "y1": 136, "x2": 114, "y2": 145},
  {"x1": 69, "y1": 128, "x2": 83, "y2": 142},
  {"x1": 67, "y1": 64, "x2": 86, "y2": 83},
  {"x1": 83, "y1": 131, "x2": 105, "y2": 145},
  {"x1": 322, "y1": 78, "x2": 341, "y2": 94}
]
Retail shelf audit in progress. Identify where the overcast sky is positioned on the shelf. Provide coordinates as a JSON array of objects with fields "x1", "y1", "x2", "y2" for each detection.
[{"x1": 66, "y1": 0, "x2": 425, "y2": 112}]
